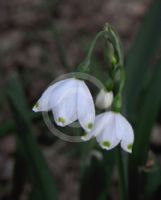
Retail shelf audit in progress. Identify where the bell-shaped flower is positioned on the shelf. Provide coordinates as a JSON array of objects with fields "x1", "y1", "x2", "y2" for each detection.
[
  {"x1": 95, "y1": 89, "x2": 113, "y2": 109},
  {"x1": 82, "y1": 111, "x2": 134, "y2": 153},
  {"x1": 32, "y1": 78, "x2": 95, "y2": 132}
]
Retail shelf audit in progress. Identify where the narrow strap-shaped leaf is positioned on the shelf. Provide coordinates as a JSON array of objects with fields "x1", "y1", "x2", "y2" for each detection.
[
  {"x1": 7, "y1": 74, "x2": 57, "y2": 200},
  {"x1": 133, "y1": 60, "x2": 161, "y2": 164},
  {"x1": 128, "y1": 60, "x2": 161, "y2": 200},
  {"x1": 11, "y1": 141, "x2": 32, "y2": 200},
  {"x1": 0, "y1": 113, "x2": 41, "y2": 137},
  {"x1": 124, "y1": 0, "x2": 161, "y2": 118},
  {"x1": 144, "y1": 167, "x2": 161, "y2": 199},
  {"x1": 80, "y1": 148, "x2": 115, "y2": 200}
]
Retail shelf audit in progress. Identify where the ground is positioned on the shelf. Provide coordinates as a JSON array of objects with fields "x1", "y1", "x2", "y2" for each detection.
[{"x1": 1, "y1": 0, "x2": 158, "y2": 199}]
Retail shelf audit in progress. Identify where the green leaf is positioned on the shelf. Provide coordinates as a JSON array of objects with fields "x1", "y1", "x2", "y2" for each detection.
[
  {"x1": 124, "y1": 0, "x2": 161, "y2": 119},
  {"x1": 0, "y1": 112, "x2": 41, "y2": 137},
  {"x1": 80, "y1": 143, "x2": 115, "y2": 200},
  {"x1": 145, "y1": 168, "x2": 161, "y2": 199},
  {"x1": 7, "y1": 73, "x2": 58, "y2": 200},
  {"x1": 133, "y1": 60, "x2": 161, "y2": 164},
  {"x1": 128, "y1": 60, "x2": 161, "y2": 200}
]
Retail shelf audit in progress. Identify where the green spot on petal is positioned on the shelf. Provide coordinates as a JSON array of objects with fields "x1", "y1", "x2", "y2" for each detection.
[
  {"x1": 34, "y1": 102, "x2": 39, "y2": 108},
  {"x1": 81, "y1": 132, "x2": 89, "y2": 140},
  {"x1": 87, "y1": 123, "x2": 93, "y2": 130},
  {"x1": 127, "y1": 143, "x2": 133, "y2": 150},
  {"x1": 58, "y1": 117, "x2": 66, "y2": 124},
  {"x1": 102, "y1": 140, "x2": 111, "y2": 148}
]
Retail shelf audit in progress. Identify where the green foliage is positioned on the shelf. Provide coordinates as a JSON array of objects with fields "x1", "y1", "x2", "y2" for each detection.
[
  {"x1": 7, "y1": 74, "x2": 58, "y2": 200},
  {"x1": 80, "y1": 147, "x2": 115, "y2": 200},
  {"x1": 124, "y1": 0, "x2": 161, "y2": 199},
  {"x1": 133, "y1": 60, "x2": 161, "y2": 164},
  {"x1": 124, "y1": 0, "x2": 161, "y2": 119}
]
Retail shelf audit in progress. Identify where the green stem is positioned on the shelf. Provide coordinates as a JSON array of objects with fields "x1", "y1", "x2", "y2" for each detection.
[
  {"x1": 112, "y1": 66, "x2": 126, "y2": 112},
  {"x1": 103, "y1": 23, "x2": 127, "y2": 200},
  {"x1": 86, "y1": 31, "x2": 105, "y2": 61},
  {"x1": 116, "y1": 148, "x2": 127, "y2": 200},
  {"x1": 104, "y1": 23, "x2": 124, "y2": 67},
  {"x1": 77, "y1": 23, "x2": 124, "y2": 74},
  {"x1": 77, "y1": 31, "x2": 105, "y2": 73},
  {"x1": 118, "y1": 65, "x2": 126, "y2": 94}
]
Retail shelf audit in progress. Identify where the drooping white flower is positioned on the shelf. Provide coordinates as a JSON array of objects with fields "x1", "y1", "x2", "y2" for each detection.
[
  {"x1": 82, "y1": 111, "x2": 134, "y2": 153},
  {"x1": 32, "y1": 78, "x2": 95, "y2": 132},
  {"x1": 95, "y1": 89, "x2": 113, "y2": 109}
]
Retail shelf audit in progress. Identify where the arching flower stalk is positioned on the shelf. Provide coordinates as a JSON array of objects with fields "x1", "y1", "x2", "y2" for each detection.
[{"x1": 82, "y1": 24, "x2": 134, "y2": 153}]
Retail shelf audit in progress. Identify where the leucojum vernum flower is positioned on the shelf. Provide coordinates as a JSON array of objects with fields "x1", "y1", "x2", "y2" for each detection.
[
  {"x1": 82, "y1": 111, "x2": 134, "y2": 153},
  {"x1": 33, "y1": 78, "x2": 95, "y2": 132},
  {"x1": 33, "y1": 23, "x2": 134, "y2": 153}
]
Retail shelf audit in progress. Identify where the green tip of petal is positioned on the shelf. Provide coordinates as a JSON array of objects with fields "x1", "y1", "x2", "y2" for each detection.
[
  {"x1": 32, "y1": 102, "x2": 39, "y2": 111},
  {"x1": 87, "y1": 123, "x2": 93, "y2": 130},
  {"x1": 81, "y1": 132, "x2": 89, "y2": 141},
  {"x1": 102, "y1": 140, "x2": 111, "y2": 148},
  {"x1": 127, "y1": 143, "x2": 133, "y2": 151},
  {"x1": 35, "y1": 102, "x2": 39, "y2": 108},
  {"x1": 58, "y1": 117, "x2": 66, "y2": 124}
]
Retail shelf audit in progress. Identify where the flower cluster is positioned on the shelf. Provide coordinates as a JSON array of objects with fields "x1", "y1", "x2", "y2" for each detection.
[
  {"x1": 33, "y1": 24, "x2": 134, "y2": 153},
  {"x1": 33, "y1": 77, "x2": 134, "y2": 153}
]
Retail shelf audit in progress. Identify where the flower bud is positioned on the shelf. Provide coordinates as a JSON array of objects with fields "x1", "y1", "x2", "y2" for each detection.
[{"x1": 96, "y1": 89, "x2": 113, "y2": 109}]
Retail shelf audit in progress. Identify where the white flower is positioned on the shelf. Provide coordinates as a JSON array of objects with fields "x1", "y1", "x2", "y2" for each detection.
[
  {"x1": 32, "y1": 78, "x2": 95, "y2": 132},
  {"x1": 95, "y1": 89, "x2": 113, "y2": 109},
  {"x1": 82, "y1": 111, "x2": 134, "y2": 153}
]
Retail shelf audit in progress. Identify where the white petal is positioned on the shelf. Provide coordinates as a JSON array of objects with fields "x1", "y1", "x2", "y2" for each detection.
[
  {"x1": 114, "y1": 113, "x2": 128, "y2": 139},
  {"x1": 96, "y1": 90, "x2": 113, "y2": 109},
  {"x1": 77, "y1": 81, "x2": 95, "y2": 132},
  {"x1": 49, "y1": 78, "x2": 78, "y2": 108},
  {"x1": 52, "y1": 84, "x2": 78, "y2": 126},
  {"x1": 108, "y1": 112, "x2": 134, "y2": 153},
  {"x1": 120, "y1": 121, "x2": 134, "y2": 153},
  {"x1": 32, "y1": 78, "x2": 77, "y2": 112},
  {"x1": 32, "y1": 79, "x2": 66, "y2": 112},
  {"x1": 81, "y1": 113, "x2": 110, "y2": 141},
  {"x1": 96, "y1": 117, "x2": 120, "y2": 150}
]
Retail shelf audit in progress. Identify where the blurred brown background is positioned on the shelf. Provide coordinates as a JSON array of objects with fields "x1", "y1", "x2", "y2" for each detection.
[{"x1": 0, "y1": 0, "x2": 152, "y2": 199}]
